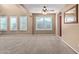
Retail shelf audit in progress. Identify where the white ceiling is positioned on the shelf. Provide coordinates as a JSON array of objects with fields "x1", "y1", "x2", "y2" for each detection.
[{"x1": 22, "y1": 4, "x2": 65, "y2": 13}]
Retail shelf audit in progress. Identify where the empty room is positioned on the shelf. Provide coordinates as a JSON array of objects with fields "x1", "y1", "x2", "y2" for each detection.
[{"x1": 0, "y1": 4, "x2": 79, "y2": 54}]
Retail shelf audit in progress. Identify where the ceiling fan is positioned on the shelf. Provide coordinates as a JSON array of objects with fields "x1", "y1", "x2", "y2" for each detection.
[{"x1": 42, "y1": 6, "x2": 54, "y2": 15}]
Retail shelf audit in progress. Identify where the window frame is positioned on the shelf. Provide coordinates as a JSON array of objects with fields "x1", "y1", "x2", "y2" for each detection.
[
  {"x1": 35, "y1": 15, "x2": 53, "y2": 30},
  {"x1": 9, "y1": 16, "x2": 18, "y2": 31},
  {"x1": 0, "y1": 16, "x2": 8, "y2": 32}
]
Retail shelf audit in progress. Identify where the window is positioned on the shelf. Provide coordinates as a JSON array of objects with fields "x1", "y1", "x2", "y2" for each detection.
[
  {"x1": 10, "y1": 16, "x2": 17, "y2": 31},
  {"x1": 36, "y1": 16, "x2": 52, "y2": 30},
  {"x1": 19, "y1": 16, "x2": 27, "y2": 31},
  {"x1": 0, "y1": 16, "x2": 7, "y2": 31}
]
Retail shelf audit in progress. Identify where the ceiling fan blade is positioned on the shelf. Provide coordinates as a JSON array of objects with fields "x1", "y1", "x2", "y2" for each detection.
[{"x1": 48, "y1": 10, "x2": 54, "y2": 11}]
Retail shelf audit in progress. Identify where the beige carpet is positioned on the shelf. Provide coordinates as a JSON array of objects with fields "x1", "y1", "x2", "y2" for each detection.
[{"x1": 0, "y1": 34, "x2": 76, "y2": 54}]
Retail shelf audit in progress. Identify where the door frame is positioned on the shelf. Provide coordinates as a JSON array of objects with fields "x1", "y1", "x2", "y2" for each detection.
[{"x1": 58, "y1": 12, "x2": 62, "y2": 36}]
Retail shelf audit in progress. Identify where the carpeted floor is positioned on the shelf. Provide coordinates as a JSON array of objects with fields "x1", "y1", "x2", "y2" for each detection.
[{"x1": 0, "y1": 34, "x2": 76, "y2": 54}]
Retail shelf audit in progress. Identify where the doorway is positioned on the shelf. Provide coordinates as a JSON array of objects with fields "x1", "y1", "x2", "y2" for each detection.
[{"x1": 58, "y1": 12, "x2": 62, "y2": 36}]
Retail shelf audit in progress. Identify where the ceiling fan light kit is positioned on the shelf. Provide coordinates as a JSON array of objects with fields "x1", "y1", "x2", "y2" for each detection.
[{"x1": 42, "y1": 6, "x2": 48, "y2": 15}]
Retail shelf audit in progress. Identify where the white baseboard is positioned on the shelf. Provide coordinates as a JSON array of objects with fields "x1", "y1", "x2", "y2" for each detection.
[{"x1": 56, "y1": 35, "x2": 79, "y2": 54}]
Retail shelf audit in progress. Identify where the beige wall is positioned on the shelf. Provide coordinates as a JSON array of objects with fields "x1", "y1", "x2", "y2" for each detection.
[
  {"x1": 0, "y1": 4, "x2": 32, "y2": 34},
  {"x1": 62, "y1": 4, "x2": 79, "y2": 53}
]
